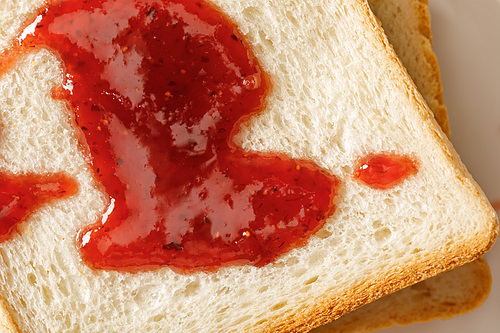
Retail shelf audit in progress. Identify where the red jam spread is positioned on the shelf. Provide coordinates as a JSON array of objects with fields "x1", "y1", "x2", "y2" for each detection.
[
  {"x1": 1, "y1": 0, "x2": 339, "y2": 272},
  {"x1": 353, "y1": 153, "x2": 418, "y2": 190},
  {"x1": 0, "y1": 173, "x2": 78, "y2": 242}
]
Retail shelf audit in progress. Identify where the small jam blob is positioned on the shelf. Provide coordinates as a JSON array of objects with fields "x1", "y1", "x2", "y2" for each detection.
[
  {"x1": 354, "y1": 153, "x2": 418, "y2": 189},
  {"x1": 0, "y1": 172, "x2": 78, "y2": 242},
  {"x1": 4, "y1": 0, "x2": 339, "y2": 272}
]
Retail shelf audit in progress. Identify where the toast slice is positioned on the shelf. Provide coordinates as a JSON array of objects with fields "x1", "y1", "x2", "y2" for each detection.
[
  {"x1": 0, "y1": 0, "x2": 497, "y2": 332},
  {"x1": 314, "y1": 0, "x2": 492, "y2": 331}
]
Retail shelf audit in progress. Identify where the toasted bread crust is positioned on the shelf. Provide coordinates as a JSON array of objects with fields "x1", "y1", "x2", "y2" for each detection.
[
  {"x1": 311, "y1": 258, "x2": 491, "y2": 333},
  {"x1": 369, "y1": 0, "x2": 450, "y2": 137},
  {"x1": 0, "y1": 297, "x2": 18, "y2": 333}
]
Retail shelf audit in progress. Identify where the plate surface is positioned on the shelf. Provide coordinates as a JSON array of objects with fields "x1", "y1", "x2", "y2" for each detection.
[{"x1": 382, "y1": 0, "x2": 500, "y2": 332}]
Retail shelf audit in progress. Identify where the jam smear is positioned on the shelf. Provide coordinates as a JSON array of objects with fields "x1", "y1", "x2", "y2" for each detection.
[
  {"x1": 4, "y1": 0, "x2": 339, "y2": 272},
  {"x1": 354, "y1": 153, "x2": 418, "y2": 190},
  {"x1": 0, "y1": 172, "x2": 78, "y2": 242}
]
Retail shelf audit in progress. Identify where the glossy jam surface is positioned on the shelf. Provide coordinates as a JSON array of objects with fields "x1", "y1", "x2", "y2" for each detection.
[
  {"x1": 6, "y1": 0, "x2": 339, "y2": 272},
  {"x1": 354, "y1": 153, "x2": 418, "y2": 190},
  {"x1": 0, "y1": 173, "x2": 78, "y2": 242}
]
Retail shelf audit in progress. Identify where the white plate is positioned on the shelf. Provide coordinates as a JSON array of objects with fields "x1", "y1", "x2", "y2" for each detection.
[{"x1": 382, "y1": 0, "x2": 500, "y2": 332}]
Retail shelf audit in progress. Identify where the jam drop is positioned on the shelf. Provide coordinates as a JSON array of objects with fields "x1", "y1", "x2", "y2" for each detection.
[
  {"x1": 354, "y1": 153, "x2": 418, "y2": 189},
  {"x1": 4, "y1": 0, "x2": 339, "y2": 272},
  {"x1": 0, "y1": 172, "x2": 78, "y2": 242}
]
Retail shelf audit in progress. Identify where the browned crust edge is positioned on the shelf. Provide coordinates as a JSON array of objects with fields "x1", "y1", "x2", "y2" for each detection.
[
  {"x1": 369, "y1": 0, "x2": 450, "y2": 137},
  {"x1": 313, "y1": 257, "x2": 491, "y2": 333},
  {"x1": 413, "y1": 0, "x2": 450, "y2": 136},
  {"x1": 0, "y1": 296, "x2": 19, "y2": 333}
]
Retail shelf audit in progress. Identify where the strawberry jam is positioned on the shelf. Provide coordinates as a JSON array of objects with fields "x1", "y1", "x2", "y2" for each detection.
[
  {"x1": 354, "y1": 153, "x2": 418, "y2": 190},
  {"x1": 0, "y1": 172, "x2": 78, "y2": 242},
  {"x1": 3, "y1": 0, "x2": 339, "y2": 272}
]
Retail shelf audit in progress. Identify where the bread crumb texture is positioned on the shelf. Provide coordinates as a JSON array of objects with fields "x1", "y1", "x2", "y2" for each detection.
[{"x1": 0, "y1": 0, "x2": 496, "y2": 332}]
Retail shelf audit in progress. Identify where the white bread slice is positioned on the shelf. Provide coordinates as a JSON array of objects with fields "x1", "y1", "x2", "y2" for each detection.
[
  {"x1": 0, "y1": 0, "x2": 497, "y2": 332},
  {"x1": 314, "y1": 0, "x2": 492, "y2": 331}
]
